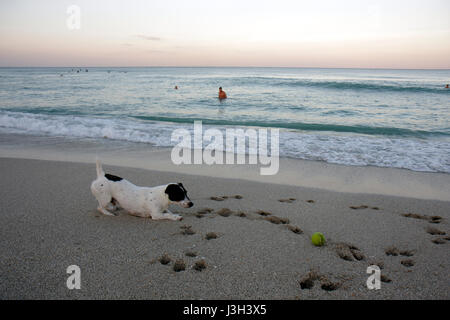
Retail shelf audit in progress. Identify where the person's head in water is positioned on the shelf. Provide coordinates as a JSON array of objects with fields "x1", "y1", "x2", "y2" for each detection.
[
  {"x1": 218, "y1": 87, "x2": 227, "y2": 99},
  {"x1": 174, "y1": 85, "x2": 178, "y2": 90},
  {"x1": 446, "y1": 84, "x2": 449, "y2": 89}
]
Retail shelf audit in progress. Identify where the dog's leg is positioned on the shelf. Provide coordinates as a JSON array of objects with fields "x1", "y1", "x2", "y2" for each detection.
[
  {"x1": 97, "y1": 206, "x2": 116, "y2": 216},
  {"x1": 151, "y1": 210, "x2": 182, "y2": 221},
  {"x1": 164, "y1": 209, "x2": 183, "y2": 221},
  {"x1": 92, "y1": 182, "x2": 116, "y2": 216}
]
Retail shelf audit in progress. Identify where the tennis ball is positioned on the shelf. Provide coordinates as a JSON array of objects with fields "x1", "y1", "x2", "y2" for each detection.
[{"x1": 311, "y1": 232, "x2": 326, "y2": 246}]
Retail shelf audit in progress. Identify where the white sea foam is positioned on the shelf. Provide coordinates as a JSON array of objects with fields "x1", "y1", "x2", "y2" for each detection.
[
  {"x1": 0, "y1": 111, "x2": 178, "y2": 146},
  {"x1": 0, "y1": 111, "x2": 449, "y2": 173},
  {"x1": 281, "y1": 130, "x2": 450, "y2": 173}
]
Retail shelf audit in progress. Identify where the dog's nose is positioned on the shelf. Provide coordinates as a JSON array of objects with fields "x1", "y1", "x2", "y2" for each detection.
[{"x1": 188, "y1": 202, "x2": 194, "y2": 208}]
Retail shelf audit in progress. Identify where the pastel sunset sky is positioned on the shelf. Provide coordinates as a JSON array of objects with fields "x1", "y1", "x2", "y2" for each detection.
[{"x1": 1, "y1": 0, "x2": 449, "y2": 68}]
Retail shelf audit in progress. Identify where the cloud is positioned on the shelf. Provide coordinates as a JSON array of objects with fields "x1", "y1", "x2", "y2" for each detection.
[{"x1": 135, "y1": 35, "x2": 162, "y2": 41}]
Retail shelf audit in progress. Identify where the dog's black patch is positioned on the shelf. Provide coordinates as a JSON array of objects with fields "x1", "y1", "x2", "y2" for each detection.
[
  {"x1": 105, "y1": 173, "x2": 123, "y2": 182},
  {"x1": 165, "y1": 184, "x2": 186, "y2": 202}
]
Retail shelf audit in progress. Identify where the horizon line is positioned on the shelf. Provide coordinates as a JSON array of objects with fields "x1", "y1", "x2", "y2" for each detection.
[{"x1": 1, "y1": 65, "x2": 449, "y2": 71}]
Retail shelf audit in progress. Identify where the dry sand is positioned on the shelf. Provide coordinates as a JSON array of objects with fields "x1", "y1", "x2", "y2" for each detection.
[{"x1": 0, "y1": 157, "x2": 449, "y2": 299}]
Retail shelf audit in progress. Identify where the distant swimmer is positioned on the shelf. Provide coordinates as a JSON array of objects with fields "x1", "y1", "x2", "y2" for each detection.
[
  {"x1": 218, "y1": 87, "x2": 227, "y2": 100},
  {"x1": 446, "y1": 84, "x2": 449, "y2": 89},
  {"x1": 174, "y1": 85, "x2": 178, "y2": 90}
]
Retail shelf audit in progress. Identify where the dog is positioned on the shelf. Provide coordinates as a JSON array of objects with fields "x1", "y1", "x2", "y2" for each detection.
[{"x1": 90, "y1": 159, "x2": 193, "y2": 220}]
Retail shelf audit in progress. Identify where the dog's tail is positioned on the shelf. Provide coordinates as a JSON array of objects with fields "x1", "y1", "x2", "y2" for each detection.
[{"x1": 96, "y1": 157, "x2": 105, "y2": 178}]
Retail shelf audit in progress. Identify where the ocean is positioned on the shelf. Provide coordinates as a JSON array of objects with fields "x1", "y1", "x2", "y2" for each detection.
[{"x1": 0, "y1": 67, "x2": 449, "y2": 173}]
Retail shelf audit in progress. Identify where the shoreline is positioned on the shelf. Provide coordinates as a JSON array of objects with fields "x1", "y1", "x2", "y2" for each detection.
[
  {"x1": 0, "y1": 132, "x2": 449, "y2": 201},
  {"x1": 0, "y1": 157, "x2": 449, "y2": 299}
]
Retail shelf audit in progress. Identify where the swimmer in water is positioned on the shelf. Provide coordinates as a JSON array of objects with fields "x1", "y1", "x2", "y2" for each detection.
[
  {"x1": 174, "y1": 85, "x2": 178, "y2": 90},
  {"x1": 218, "y1": 87, "x2": 227, "y2": 100},
  {"x1": 446, "y1": 84, "x2": 449, "y2": 89}
]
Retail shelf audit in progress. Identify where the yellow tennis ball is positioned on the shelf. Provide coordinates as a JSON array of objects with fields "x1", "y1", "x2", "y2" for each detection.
[{"x1": 311, "y1": 232, "x2": 326, "y2": 246}]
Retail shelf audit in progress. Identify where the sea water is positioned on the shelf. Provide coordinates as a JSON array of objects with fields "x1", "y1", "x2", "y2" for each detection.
[{"x1": 0, "y1": 67, "x2": 449, "y2": 173}]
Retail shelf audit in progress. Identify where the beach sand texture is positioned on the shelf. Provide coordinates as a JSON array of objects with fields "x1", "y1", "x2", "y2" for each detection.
[{"x1": 0, "y1": 158, "x2": 449, "y2": 299}]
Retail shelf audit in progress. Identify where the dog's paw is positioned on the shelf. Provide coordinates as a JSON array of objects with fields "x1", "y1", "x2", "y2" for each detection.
[{"x1": 97, "y1": 207, "x2": 116, "y2": 216}]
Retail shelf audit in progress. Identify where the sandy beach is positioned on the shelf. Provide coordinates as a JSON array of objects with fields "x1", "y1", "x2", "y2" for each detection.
[{"x1": 1, "y1": 153, "x2": 449, "y2": 299}]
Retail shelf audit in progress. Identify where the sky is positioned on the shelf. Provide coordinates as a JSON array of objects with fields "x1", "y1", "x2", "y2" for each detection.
[{"x1": 0, "y1": 0, "x2": 449, "y2": 68}]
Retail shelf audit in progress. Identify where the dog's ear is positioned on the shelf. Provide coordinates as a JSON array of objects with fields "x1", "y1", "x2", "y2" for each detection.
[
  {"x1": 178, "y1": 183, "x2": 187, "y2": 193},
  {"x1": 165, "y1": 184, "x2": 185, "y2": 202}
]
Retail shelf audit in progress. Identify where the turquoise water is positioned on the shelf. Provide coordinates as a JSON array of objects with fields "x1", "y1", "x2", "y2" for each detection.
[{"x1": 0, "y1": 67, "x2": 449, "y2": 172}]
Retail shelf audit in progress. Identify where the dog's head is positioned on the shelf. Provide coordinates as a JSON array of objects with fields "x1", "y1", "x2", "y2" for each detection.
[{"x1": 165, "y1": 183, "x2": 193, "y2": 208}]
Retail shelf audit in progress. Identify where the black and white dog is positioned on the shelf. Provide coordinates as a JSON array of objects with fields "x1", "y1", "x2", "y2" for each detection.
[{"x1": 91, "y1": 159, "x2": 193, "y2": 220}]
